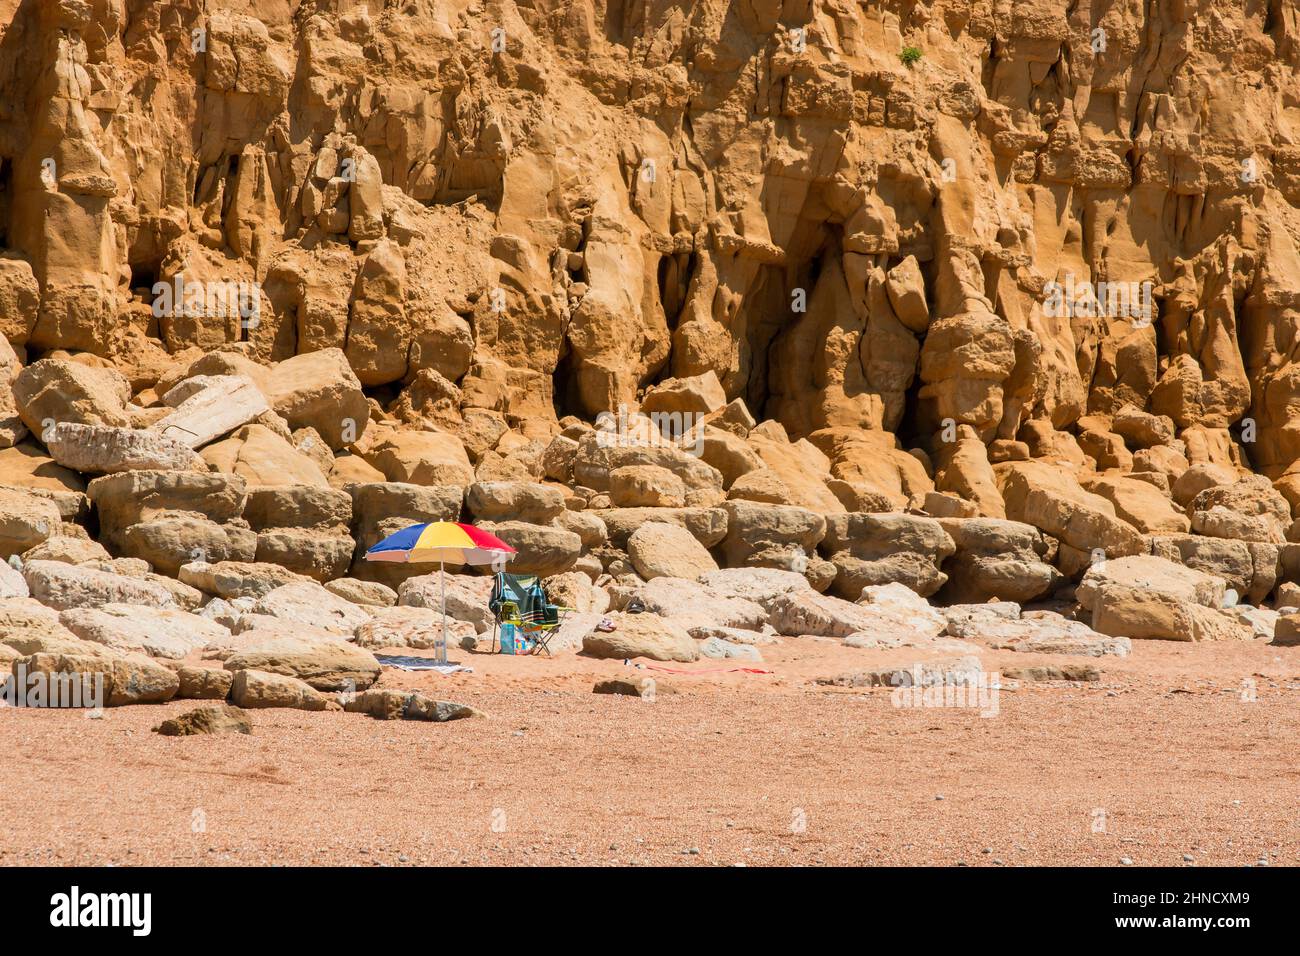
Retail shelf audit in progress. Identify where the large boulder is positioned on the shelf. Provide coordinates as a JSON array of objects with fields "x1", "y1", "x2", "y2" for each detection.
[
  {"x1": 201, "y1": 424, "x2": 330, "y2": 487},
  {"x1": 608, "y1": 465, "x2": 686, "y2": 508},
  {"x1": 1148, "y1": 535, "x2": 1278, "y2": 606},
  {"x1": 1081, "y1": 474, "x2": 1190, "y2": 534},
  {"x1": 1189, "y1": 476, "x2": 1291, "y2": 544},
  {"x1": 580, "y1": 612, "x2": 699, "y2": 662},
  {"x1": 347, "y1": 481, "x2": 464, "y2": 584},
  {"x1": 996, "y1": 460, "x2": 1145, "y2": 571},
  {"x1": 243, "y1": 484, "x2": 352, "y2": 531},
  {"x1": 154, "y1": 704, "x2": 254, "y2": 736},
  {"x1": 88, "y1": 470, "x2": 248, "y2": 528},
  {"x1": 325, "y1": 578, "x2": 398, "y2": 607},
  {"x1": 12, "y1": 648, "x2": 178, "y2": 706},
  {"x1": 344, "y1": 689, "x2": 482, "y2": 722},
  {"x1": 352, "y1": 605, "x2": 476, "y2": 649},
  {"x1": 87, "y1": 470, "x2": 257, "y2": 575},
  {"x1": 633, "y1": 576, "x2": 766, "y2": 633},
  {"x1": 398, "y1": 573, "x2": 494, "y2": 630},
  {"x1": 224, "y1": 632, "x2": 382, "y2": 690},
  {"x1": 956, "y1": 610, "x2": 1133, "y2": 656},
  {"x1": 466, "y1": 481, "x2": 566, "y2": 524},
  {"x1": 175, "y1": 666, "x2": 235, "y2": 700},
  {"x1": 11, "y1": 359, "x2": 131, "y2": 433},
  {"x1": 363, "y1": 430, "x2": 474, "y2": 487},
  {"x1": 251, "y1": 581, "x2": 373, "y2": 635},
  {"x1": 0, "y1": 561, "x2": 29, "y2": 598},
  {"x1": 697, "y1": 567, "x2": 813, "y2": 609},
  {"x1": 22, "y1": 560, "x2": 180, "y2": 610},
  {"x1": 59, "y1": 604, "x2": 229, "y2": 659},
  {"x1": 179, "y1": 560, "x2": 311, "y2": 599},
  {"x1": 627, "y1": 522, "x2": 719, "y2": 580},
  {"x1": 44, "y1": 423, "x2": 207, "y2": 474},
  {"x1": 821, "y1": 512, "x2": 955, "y2": 598},
  {"x1": 594, "y1": 507, "x2": 728, "y2": 550},
  {"x1": 262, "y1": 348, "x2": 369, "y2": 449},
  {"x1": 768, "y1": 588, "x2": 946, "y2": 643},
  {"x1": 228, "y1": 668, "x2": 334, "y2": 710},
  {"x1": 1076, "y1": 555, "x2": 1249, "y2": 642},
  {"x1": 718, "y1": 500, "x2": 825, "y2": 568},
  {"x1": 0, "y1": 488, "x2": 61, "y2": 557},
  {"x1": 478, "y1": 521, "x2": 580, "y2": 576},
  {"x1": 253, "y1": 528, "x2": 354, "y2": 581},
  {"x1": 119, "y1": 514, "x2": 258, "y2": 577},
  {"x1": 935, "y1": 518, "x2": 1061, "y2": 604},
  {"x1": 153, "y1": 374, "x2": 269, "y2": 448}
]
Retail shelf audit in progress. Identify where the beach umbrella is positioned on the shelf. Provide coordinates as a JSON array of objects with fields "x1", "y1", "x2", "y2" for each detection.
[{"x1": 364, "y1": 521, "x2": 516, "y2": 665}]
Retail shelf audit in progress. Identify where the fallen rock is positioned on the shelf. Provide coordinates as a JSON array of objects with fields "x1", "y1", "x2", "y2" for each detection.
[
  {"x1": 818, "y1": 655, "x2": 986, "y2": 688},
  {"x1": 45, "y1": 422, "x2": 207, "y2": 474},
  {"x1": 581, "y1": 612, "x2": 699, "y2": 662},
  {"x1": 627, "y1": 522, "x2": 718, "y2": 580},
  {"x1": 325, "y1": 578, "x2": 397, "y2": 607},
  {"x1": 22, "y1": 560, "x2": 179, "y2": 610},
  {"x1": 344, "y1": 688, "x2": 483, "y2": 721},
  {"x1": 1002, "y1": 664, "x2": 1100, "y2": 682},
  {"x1": 770, "y1": 588, "x2": 945, "y2": 643},
  {"x1": 262, "y1": 348, "x2": 369, "y2": 450},
  {"x1": 634, "y1": 576, "x2": 766, "y2": 632},
  {"x1": 1273, "y1": 614, "x2": 1300, "y2": 646},
  {"x1": 1076, "y1": 555, "x2": 1246, "y2": 641},
  {"x1": 13, "y1": 649, "x2": 179, "y2": 706},
  {"x1": 154, "y1": 704, "x2": 253, "y2": 736},
  {"x1": 228, "y1": 668, "x2": 335, "y2": 710},
  {"x1": 0, "y1": 488, "x2": 61, "y2": 557},
  {"x1": 975, "y1": 612, "x2": 1133, "y2": 656},
  {"x1": 176, "y1": 665, "x2": 235, "y2": 700},
  {"x1": 478, "y1": 520, "x2": 580, "y2": 576},
  {"x1": 352, "y1": 605, "x2": 475, "y2": 649},
  {"x1": 251, "y1": 581, "x2": 373, "y2": 635},
  {"x1": 698, "y1": 636, "x2": 763, "y2": 661},
  {"x1": 59, "y1": 604, "x2": 229, "y2": 659},
  {"x1": 466, "y1": 481, "x2": 566, "y2": 524},
  {"x1": 697, "y1": 567, "x2": 813, "y2": 609},
  {"x1": 179, "y1": 560, "x2": 310, "y2": 599},
  {"x1": 153, "y1": 374, "x2": 269, "y2": 448},
  {"x1": 822, "y1": 512, "x2": 955, "y2": 598},
  {"x1": 936, "y1": 518, "x2": 1060, "y2": 603},
  {"x1": 595, "y1": 513, "x2": 728, "y2": 564},
  {"x1": 592, "y1": 676, "x2": 668, "y2": 698},
  {"x1": 398, "y1": 573, "x2": 494, "y2": 630},
  {"x1": 223, "y1": 633, "x2": 382, "y2": 690}
]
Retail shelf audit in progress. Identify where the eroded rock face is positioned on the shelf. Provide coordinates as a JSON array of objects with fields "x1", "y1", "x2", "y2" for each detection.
[{"x1": 2, "y1": 1, "x2": 1300, "y2": 680}]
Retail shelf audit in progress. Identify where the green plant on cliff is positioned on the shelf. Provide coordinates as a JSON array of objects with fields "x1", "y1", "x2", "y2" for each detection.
[{"x1": 899, "y1": 45, "x2": 923, "y2": 67}]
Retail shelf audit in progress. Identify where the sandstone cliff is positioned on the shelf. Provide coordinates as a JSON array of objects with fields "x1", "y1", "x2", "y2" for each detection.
[{"x1": 2, "y1": 0, "x2": 1300, "y2": 619}]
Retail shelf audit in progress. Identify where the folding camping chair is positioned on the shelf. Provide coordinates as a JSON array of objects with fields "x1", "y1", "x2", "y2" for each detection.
[{"x1": 488, "y1": 571, "x2": 572, "y2": 657}]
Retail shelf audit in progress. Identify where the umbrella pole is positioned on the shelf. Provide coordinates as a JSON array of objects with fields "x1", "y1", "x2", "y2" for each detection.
[{"x1": 439, "y1": 558, "x2": 447, "y2": 666}]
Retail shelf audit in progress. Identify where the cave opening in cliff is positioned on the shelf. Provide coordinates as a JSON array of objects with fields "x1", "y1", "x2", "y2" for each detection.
[
  {"x1": 0, "y1": 155, "x2": 10, "y2": 247},
  {"x1": 129, "y1": 262, "x2": 158, "y2": 297},
  {"x1": 551, "y1": 341, "x2": 581, "y2": 421}
]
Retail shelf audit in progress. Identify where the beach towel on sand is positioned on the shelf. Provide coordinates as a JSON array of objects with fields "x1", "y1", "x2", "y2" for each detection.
[{"x1": 377, "y1": 656, "x2": 473, "y2": 675}]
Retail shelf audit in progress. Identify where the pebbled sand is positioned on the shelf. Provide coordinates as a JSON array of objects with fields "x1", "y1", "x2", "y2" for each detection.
[{"x1": 1, "y1": 635, "x2": 1297, "y2": 867}]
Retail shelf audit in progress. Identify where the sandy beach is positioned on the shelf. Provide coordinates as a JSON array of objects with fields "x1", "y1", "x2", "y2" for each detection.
[{"x1": 4, "y1": 636, "x2": 1296, "y2": 867}]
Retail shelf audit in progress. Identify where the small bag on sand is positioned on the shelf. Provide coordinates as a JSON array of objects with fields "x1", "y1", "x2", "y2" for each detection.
[{"x1": 498, "y1": 622, "x2": 535, "y2": 655}]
